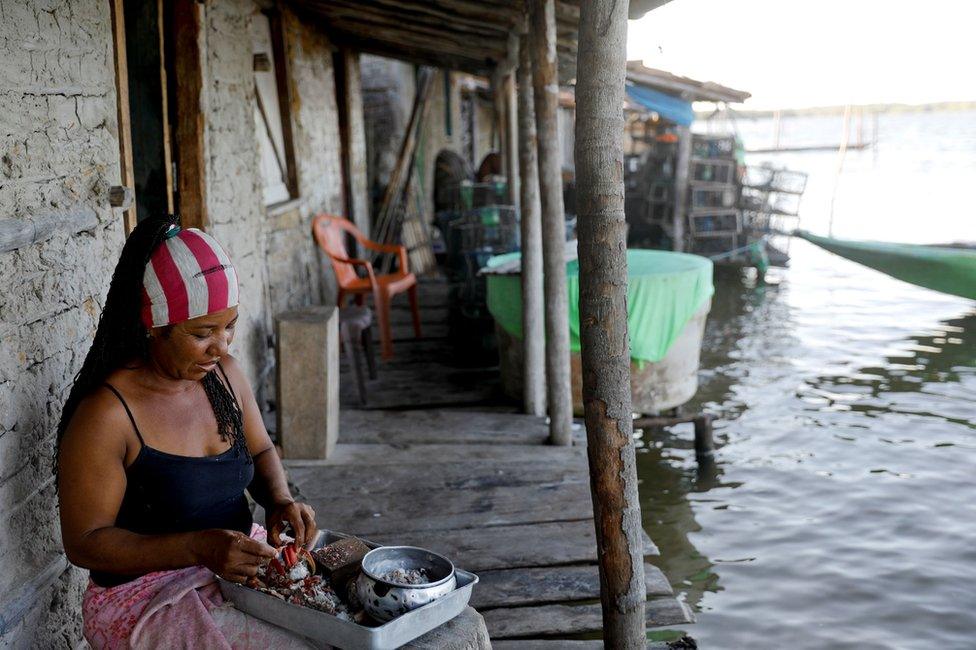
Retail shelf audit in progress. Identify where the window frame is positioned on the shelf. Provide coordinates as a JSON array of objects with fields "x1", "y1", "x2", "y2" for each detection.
[{"x1": 252, "y1": 8, "x2": 299, "y2": 209}]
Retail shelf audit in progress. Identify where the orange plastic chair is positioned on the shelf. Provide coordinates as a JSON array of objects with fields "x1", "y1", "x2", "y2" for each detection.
[{"x1": 312, "y1": 214, "x2": 421, "y2": 359}]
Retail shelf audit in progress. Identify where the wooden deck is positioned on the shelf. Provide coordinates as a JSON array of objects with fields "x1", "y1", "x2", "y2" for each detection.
[{"x1": 284, "y1": 278, "x2": 694, "y2": 643}]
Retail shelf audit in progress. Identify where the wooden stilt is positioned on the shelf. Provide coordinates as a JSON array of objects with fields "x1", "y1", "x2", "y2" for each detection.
[
  {"x1": 693, "y1": 413, "x2": 715, "y2": 460},
  {"x1": 672, "y1": 125, "x2": 691, "y2": 252},
  {"x1": 517, "y1": 32, "x2": 546, "y2": 418},
  {"x1": 574, "y1": 0, "x2": 647, "y2": 645},
  {"x1": 634, "y1": 412, "x2": 716, "y2": 467},
  {"x1": 527, "y1": 0, "x2": 573, "y2": 446}
]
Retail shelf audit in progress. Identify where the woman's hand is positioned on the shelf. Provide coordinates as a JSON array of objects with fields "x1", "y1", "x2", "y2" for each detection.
[
  {"x1": 191, "y1": 529, "x2": 276, "y2": 583},
  {"x1": 266, "y1": 499, "x2": 318, "y2": 548}
]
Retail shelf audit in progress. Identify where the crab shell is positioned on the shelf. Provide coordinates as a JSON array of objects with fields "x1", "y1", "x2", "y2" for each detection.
[{"x1": 266, "y1": 544, "x2": 317, "y2": 582}]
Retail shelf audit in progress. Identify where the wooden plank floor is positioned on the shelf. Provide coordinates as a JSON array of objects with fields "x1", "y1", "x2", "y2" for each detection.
[{"x1": 287, "y1": 277, "x2": 693, "y2": 642}]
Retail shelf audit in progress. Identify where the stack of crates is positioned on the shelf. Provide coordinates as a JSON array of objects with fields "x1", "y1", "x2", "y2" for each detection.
[
  {"x1": 740, "y1": 164, "x2": 808, "y2": 243},
  {"x1": 443, "y1": 183, "x2": 518, "y2": 365},
  {"x1": 688, "y1": 135, "x2": 742, "y2": 257}
]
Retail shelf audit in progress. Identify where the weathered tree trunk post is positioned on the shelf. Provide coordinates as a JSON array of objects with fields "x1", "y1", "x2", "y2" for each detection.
[
  {"x1": 517, "y1": 33, "x2": 546, "y2": 418},
  {"x1": 575, "y1": 0, "x2": 647, "y2": 646},
  {"x1": 528, "y1": 0, "x2": 573, "y2": 445},
  {"x1": 672, "y1": 125, "x2": 692, "y2": 251}
]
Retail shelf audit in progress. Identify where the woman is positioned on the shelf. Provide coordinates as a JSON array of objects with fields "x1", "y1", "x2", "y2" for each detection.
[{"x1": 56, "y1": 216, "x2": 317, "y2": 648}]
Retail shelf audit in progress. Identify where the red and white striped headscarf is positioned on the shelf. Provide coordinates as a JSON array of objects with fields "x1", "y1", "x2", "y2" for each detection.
[{"x1": 141, "y1": 226, "x2": 240, "y2": 328}]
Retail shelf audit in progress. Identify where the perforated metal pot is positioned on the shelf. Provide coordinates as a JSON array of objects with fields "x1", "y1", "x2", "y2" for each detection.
[{"x1": 355, "y1": 546, "x2": 457, "y2": 622}]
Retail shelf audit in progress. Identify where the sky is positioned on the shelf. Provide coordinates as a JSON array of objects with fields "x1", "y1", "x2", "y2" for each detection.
[{"x1": 626, "y1": 0, "x2": 976, "y2": 110}]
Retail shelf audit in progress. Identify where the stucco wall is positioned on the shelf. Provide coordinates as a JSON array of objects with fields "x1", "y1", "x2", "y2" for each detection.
[
  {"x1": 277, "y1": 7, "x2": 344, "y2": 309},
  {"x1": 0, "y1": 0, "x2": 122, "y2": 644},
  {"x1": 0, "y1": 1, "x2": 348, "y2": 644},
  {"x1": 204, "y1": 2, "x2": 345, "y2": 400},
  {"x1": 203, "y1": 0, "x2": 273, "y2": 389}
]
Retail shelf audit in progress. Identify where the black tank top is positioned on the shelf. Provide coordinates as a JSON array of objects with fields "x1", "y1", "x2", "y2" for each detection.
[{"x1": 90, "y1": 366, "x2": 254, "y2": 587}]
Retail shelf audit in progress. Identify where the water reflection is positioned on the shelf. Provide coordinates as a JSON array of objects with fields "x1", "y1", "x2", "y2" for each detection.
[
  {"x1": 635, "y1": 259, "x2": 976, "y2": 648},
  {"x1": 636, "y1": 267, "x2": 781, "y2": 617},
  {"x1": 804, "y1": 310, "x2": 976, "y2": 430}
]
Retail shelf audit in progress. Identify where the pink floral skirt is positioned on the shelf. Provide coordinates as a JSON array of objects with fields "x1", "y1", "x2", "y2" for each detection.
[{"x1": 82, "y1": 525, "x2": 314, "y2": 649}]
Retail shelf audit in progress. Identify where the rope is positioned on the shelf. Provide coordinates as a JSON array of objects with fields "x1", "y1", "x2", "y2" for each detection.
[{"x1": 707, "y1": 237, "x2": 764, "y2": 262}]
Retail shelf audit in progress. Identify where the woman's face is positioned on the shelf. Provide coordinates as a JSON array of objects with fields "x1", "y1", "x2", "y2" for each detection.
[{"x1": 148, "y1": 306, "x2": 239, "y2": 380}]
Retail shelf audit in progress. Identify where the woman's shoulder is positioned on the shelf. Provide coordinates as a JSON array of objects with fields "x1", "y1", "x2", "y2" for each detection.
[
  {"x1": 60, "y1": 384, "x2": 135, "y2": 460},
  {"x1": 218, "y1": 354, "x2": 249, "y2": 387}
]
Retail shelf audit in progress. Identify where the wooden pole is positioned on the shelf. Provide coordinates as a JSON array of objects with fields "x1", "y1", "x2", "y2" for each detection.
[
  {"x1": 503, "y1": 72, "x2": 520, "y2": 205},
  {"x1": 528, "y1": 0, "x2": 573, "y2": 446},
  {"x1": 517, "y1": 33, "x2": 546, "y2": 418},
  {"x1": 109, "y1": 0, "x2": 137, "y2": 232},
  {"x1": 672, "y1": 124, "x2": 691, "y2": 252},
  {"x1": 171, "y1": 0, "x2": 207, "y2": 229},
  {"x1": 574, "y1": 0, "x2": 647, "y2": 646}
]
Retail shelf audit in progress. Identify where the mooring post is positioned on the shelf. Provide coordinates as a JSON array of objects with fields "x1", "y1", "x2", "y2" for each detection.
[
  {"x1": 517, "y1": 31, "x2": 547, "y2": 418},
  {"x1": 694, "y1": 413, "x2": 715, "y2": 460},
  {"x1": 527, "y1": 0, "x2": 573, "y2": 446},
  {"x1": 574, "y1": 0, "x2": 647, "y2": 645}
]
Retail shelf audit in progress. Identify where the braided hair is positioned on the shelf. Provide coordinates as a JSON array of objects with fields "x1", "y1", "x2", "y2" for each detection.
[{"x1": 54, "y1": 215, "x2": 249, "y2": 478}]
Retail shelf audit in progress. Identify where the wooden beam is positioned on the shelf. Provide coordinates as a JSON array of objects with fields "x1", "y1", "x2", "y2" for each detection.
[
  {"x1": 306, "y1": 0, "x2": 509, "y2": 39},
  {"x1": 314, "y1": 14, "x2": 508, "y2": 62},
  {"x1": 109, "y1": 0, "x2": 136, "y2": 232},
  {"x1": 517, "y1": 32, "x2": 546, "y2": 418},
  {"x1": 575, "y1": 0, "x2": 647, "y2": 645},
  {"x1": 528, "y1": 0, "x2": 573, "y2": 446},
  {"x1": 0, "y1": 209, "x2": 99, "y2": 254},
  {"x1": 158, "y1": 0, "x2": 174, "y2": 215},
  {"x1": 268, "y1": 8, "x2": 300, "y2": 199},
  {"x1": 335, "y1": 48, "x2": 371, "y2": 241},
  {"x1": 170, "y1": 0, "x2": 207, "y2": 229},
  {"x1": 306, "y1": 0, "x2": 523, "y2": 29},
  {"x1": 325, "y1": 32, "x2": 491, "y2": 76}
]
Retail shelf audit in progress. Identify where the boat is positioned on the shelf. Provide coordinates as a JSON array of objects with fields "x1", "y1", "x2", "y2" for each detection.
[{"x1": 798, "y1": 231, "x2": 976, "y2": 300}]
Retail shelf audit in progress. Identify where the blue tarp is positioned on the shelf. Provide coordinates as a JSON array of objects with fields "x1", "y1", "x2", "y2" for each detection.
[{"x1": 625, "y1": 83, "x2": 694, "y2": 126}]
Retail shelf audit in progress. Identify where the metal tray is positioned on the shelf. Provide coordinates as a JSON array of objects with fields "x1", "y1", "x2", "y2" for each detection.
[{"x1": 217, "y1": 529, "x2": 478, "y2": 650}]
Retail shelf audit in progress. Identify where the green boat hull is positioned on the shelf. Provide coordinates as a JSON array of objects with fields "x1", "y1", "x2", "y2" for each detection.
[{"x1": 799, "y1": 231, "x2": 976, "y2": 301}]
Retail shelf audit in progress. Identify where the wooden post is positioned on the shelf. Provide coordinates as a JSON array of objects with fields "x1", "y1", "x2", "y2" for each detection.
[
  {"x1": 574, "y1": 0, "x2": 647, "y2": 646},
  {"x1": 109, "y1": 0, "x2": 137, "y2": 232},
  {"x1": 517, "y1": 34, "x2": 546, "y2": 418},
  {"x1": 694, "y1": 414, "x2": 715, "y2": 461},
  {"x1": 528, "y1": 0, "x2": 573, "y2": 446},
  {"x1": 503, "y1": 72, "x2": 520, "y2": 205},
  {"x1": 171, "y1": 0, "x2": 207, "y2": 229},
  {"x1": 672, "y1": 124, "x2": 691, "y2": 252},
  {"x1": 336, "y1": 48, "x2": 371, "y2": 245},
  {"x1": 490, "y1": 71, "x2": 505, "y2": 161}
]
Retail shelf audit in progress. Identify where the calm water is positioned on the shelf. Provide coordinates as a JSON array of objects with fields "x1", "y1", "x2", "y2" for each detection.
[{"x1": 639, "y1": 110, "x2": 976, "y2": 648}]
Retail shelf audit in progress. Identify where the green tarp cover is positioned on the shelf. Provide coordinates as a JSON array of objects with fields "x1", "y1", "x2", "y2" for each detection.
[
  {"x1": 799, "y1": 231, "x2": 976, "y2": 301},
  {"x1": 486, "y1": 249, "x2": 714, "y2": 363}
]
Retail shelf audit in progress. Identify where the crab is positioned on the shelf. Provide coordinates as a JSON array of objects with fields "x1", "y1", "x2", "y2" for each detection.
[{"x1": 263, "y1": 542, "x2": 317, "y2": 588}]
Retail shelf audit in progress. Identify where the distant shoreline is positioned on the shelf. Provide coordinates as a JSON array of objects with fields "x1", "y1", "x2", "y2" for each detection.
[{"x1": 699, "y1": 100, "x2": 976, "y2": 119}]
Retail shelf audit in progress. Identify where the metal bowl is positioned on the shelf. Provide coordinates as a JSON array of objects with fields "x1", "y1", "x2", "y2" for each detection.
[{"x1": 355, "y1": 546, "x2": 457, "y2": 622}]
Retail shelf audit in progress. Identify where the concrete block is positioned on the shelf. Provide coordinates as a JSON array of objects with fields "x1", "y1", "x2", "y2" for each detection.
[{"x1": 276, "y1": 305, "x2": 339, "y2": 459}]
